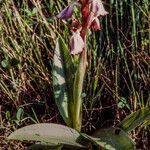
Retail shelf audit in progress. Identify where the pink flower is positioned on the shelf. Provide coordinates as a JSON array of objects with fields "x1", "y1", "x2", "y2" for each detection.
[
  {"x1": 85, "y1": 0, "x2": 108, "y2": 30},
  {"x1": 91, "y1": 0, "x2": 108, "y2": 17},
  {"x1": 69, "y1": 29, "x2": 84, "y2": 55},
  {"x1": 57, "y1": 0, "x2": 80, "y2": 19}
]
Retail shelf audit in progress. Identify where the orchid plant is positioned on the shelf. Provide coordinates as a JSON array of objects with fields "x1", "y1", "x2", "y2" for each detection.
[
  {"x1": 7, "y1": 1, "x2": 150, "y2": 150},
  {"x1": 55, "y1": 0, "x2": 108, "y2": 131}
]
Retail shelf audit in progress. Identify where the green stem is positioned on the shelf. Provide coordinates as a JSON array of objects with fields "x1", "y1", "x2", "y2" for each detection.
[{"x1": 73, "y1": 45, "x2": 87, "y2": 131}]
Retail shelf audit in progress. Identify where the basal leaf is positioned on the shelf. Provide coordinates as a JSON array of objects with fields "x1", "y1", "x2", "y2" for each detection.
[
  {"x1": 117, "y1": 106, "x2": 150, "y2": 132},
  {"x1": 53, "y1": 36, "x2": 74, "y2": 126},
  {"x1": 27, "y1": 144, "x2": 63, "y2": 150},
  {"x1": 81, "y1": 127, "x2": 135, "y2": 150},
  {"x1": 7, "y1": 123, "x2": 83, "y2": 147}
]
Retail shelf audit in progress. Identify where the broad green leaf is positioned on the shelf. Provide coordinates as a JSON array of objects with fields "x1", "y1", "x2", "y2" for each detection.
[
  {"x1": 53, "y1": 36, "x2": 74, "y2": 126},
  {"x1": 117, "y1": 106, "x2": 150, "y2": 132},
  {"x1": 81, "y1": 127, "x2": 135, "y2": 150},
  {"x1": 27, "y1": 144, "x2": 63, "y2": 150},
  {"x1": 8, "y1": 123, "x2": 83, "y2": 147}
]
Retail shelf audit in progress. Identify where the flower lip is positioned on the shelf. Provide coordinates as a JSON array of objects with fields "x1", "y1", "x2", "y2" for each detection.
[{"x1": 69, "y1": 29, "x2": 84, "y2": 55}]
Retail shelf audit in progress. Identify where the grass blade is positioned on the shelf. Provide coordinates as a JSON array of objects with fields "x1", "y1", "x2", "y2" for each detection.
[{"x1": 118, "y1": 106, "x2": 150, "y2": 132}]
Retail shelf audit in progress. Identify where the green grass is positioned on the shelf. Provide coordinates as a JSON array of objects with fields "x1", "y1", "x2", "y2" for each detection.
[{"x1": 0, "y1": 0, "x2": 149, "y2": 149}]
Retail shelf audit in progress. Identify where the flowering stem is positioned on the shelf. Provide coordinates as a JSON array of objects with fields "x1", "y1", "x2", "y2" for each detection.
[
  {"x1": 72, "y1": 3, "x2": 89, "y2": 131},
  {"x1": 72, "y1": 42, "x2": 87, "y2": 131}
]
